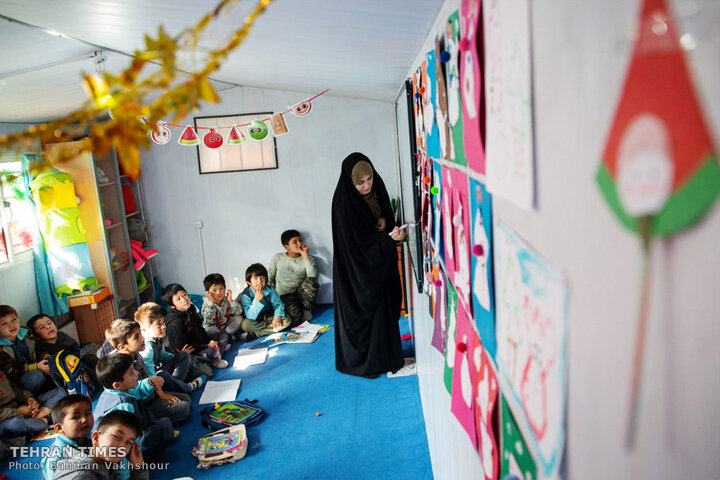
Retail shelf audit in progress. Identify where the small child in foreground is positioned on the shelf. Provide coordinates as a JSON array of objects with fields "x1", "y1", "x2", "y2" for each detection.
[{"x1": 42, "y1": 394, "x2": 94, "y2": 480}]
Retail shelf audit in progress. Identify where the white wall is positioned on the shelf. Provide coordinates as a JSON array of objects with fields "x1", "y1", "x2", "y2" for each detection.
[
  {"x1": 403, "y1": 0, "x2": 720, "y2": 479},
  {"x1": 139, "y1": 87, "x2": 397, "y2": 303}
]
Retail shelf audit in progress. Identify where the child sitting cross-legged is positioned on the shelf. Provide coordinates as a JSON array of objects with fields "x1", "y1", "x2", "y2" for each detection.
[
  {"x1": 94, "y1": 353, "x2": 175, "y2": 457},
  {"x1": 134, "y1": 302, "x2": 206, "y2": 395},
  {"x1": 201, "y1": 273, "x2": 245, "y2": 343},
  {"x1": 163, "y1": 284, "x2": 229, "y2": 369},
  {"x1": 238, "y1": 263, "x2": 291, "y2": 338},
  {"x1": 104, "y1": 319, "x2": 190, "y2": 426},
  {"x1": 53, "y1": 409, "x2": 148, "y2": 480}
]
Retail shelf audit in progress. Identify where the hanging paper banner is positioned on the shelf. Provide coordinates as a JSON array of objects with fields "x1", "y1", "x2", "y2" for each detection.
[
  {"x1": 227, "y1": 125, "x2": 247, "y2": 145},
  {"x1": 500, "y1": 395, "x2": 537, "y2": 480},
  {"x1": 470, "y1": 330, "x2": 499, "y2": 480},
  {"x1": 150, "y1": 121, "x2": 171, "y2": 145},
  {"x1": 450, "y1": 298, "x2": 478, "y2": 449},
  {"x1": 269, "y1": 112, "x2": 289, "y2": 136},
  {"x1": 495, "y1": 222, "x2": 568, "y2": 479},
  {"x1": 289, "y1": 99, "x2": 312, "y2": 116},
  {"x1": 460, "y1": 0, "x2": 486, "y2": 174},
  {"x1": 469, "y1": 178, "x2": 496, "y2": 358},
  {"x1": 203, "y1": 128, "x2": 224, "y2": 149},
  {"x1": 248, "y1": 120, "x2": 268, "y2": 140},
  {"x1": 178, "y1": 125, "x2": 200, "y2": 146}
]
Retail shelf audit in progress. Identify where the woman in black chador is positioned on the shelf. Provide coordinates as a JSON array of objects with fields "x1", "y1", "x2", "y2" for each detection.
[{"x1": 331, "y1": 152, "x2": 406, "y2": 378}]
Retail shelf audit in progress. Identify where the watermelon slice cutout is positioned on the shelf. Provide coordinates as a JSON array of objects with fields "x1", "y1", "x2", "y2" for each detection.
[
  {"x1": 227, "y1": 125, "x2": 247, "y2": 145},
  {"x1": 178, "y1": 125, "x2": 200, "y2": 146}
]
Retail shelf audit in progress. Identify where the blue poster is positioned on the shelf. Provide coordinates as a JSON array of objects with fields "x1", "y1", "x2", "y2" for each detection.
[{"x1": 469, "y1": 177, "x2": 495, "y2": 357}]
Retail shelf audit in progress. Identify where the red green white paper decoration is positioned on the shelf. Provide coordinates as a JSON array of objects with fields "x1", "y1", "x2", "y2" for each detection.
[
  {"x1": 203, "y1": 128, "x2": 224, "y2": 149},
  {"x1": 178, "y1": 125, "x2": 200, "y2": 146},
  {"x1": 248, "y1": 120, "x2": 268, "y2": 140},
  {"x1": 227, "y1": 125, "x2": 247, "y2": 145}
]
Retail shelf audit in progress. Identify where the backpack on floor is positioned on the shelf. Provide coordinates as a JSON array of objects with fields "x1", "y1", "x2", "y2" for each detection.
[
  {"x1": 49, "y1": 349, "x2": 94, "y2": 396},
  {"x1": 200, "y1": 400, "x2": 264, "y2": 430},
  {"x1": 192, "y1": 423, "x2": 248, "y2": 470}
]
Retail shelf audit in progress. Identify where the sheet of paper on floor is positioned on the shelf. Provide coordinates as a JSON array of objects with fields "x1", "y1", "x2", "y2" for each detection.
[
  {"x1": 233, "y1": 345, "x2": 268, "y2": 369},
  {"x1": 198, "y1": 379, "x2": 242, "y2": 404}
]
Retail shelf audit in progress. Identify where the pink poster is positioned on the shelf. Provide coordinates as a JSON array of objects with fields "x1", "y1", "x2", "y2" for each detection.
[
  {"x1": 470, "y1": 330, "x2": 499, "y2": 480},
  {"x1": 449, "y1": 167, "x2": 472, "y2": 314},
  {"x1": 460, "y1": 0, "x2": 486, "y2": 174},
  {"x1": 451, "y1": 296, "x2": 477, "y2": 448}
]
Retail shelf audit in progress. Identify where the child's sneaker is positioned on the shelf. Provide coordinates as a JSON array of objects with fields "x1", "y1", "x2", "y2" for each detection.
[
  {"x1": 213, "y1": 358, "x2": 228, "y2": 369},
  {"x1": 188, "y1": 374, "x2": 207, "y2": 392}
]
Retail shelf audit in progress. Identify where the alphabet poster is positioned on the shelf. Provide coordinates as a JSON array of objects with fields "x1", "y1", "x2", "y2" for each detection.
[
  {"x1": 469, "y1": 177, "x2": 496, "y2": 358},
  {"x1": 484, "y1": 0, "x2": 536, "y2": 210},
  {"x1": 501, "y1": 395, "x2": 537, "y2": 480},
  {"x1": 444, "y1": 281, "x2": 459, "y2": 394},
  {"x1": 460, "y1": 0, "x2": 486, "y2": 175},
  {"x1": 495, "y1": 222, "x2": 567, "y2": 479},
  {"x1": 451, "y1": 297, "x2": 478, "y2": 448}
]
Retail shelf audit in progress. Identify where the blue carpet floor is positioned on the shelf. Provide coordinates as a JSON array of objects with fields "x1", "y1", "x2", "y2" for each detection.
[{"x1": 1, "y1": 306, "x2": 432, "y2": 480}]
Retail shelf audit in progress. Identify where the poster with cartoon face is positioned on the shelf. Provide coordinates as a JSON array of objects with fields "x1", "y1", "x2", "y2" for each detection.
[
  {"x1": 446, "y1": 10, "x2": 466, "y2": 166},
  {"x1": 460, "y1": 0, "x2": 486, "y2": 174},
  {"x1": 469, "y1": 329, "x2": 499, "y2": 480},
  {"x1": 470, "y1": 178, "x2": 496, "y2": 358},
  {"x1": 495, "y1": 222, "x2": 567, "y2": 479}
]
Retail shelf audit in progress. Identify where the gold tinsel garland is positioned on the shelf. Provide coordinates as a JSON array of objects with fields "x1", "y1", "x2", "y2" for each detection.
[{"x1": 0, "y1": 0, "x2": 275, "y2": 182}]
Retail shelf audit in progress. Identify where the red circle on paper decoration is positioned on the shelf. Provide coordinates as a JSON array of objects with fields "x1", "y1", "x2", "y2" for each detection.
[
  {"x1": 472, "y1": 244, "x2": 484, "y2": 256},
  {"x1": 456, "y1": 342, "x2": 467, "y2": 353},
  {"x1": 203, "y1": 128, "x2": 224, "y2": 149},
  {"x1": 150, "y1": 122, "x2": 171, "y2": 145}
]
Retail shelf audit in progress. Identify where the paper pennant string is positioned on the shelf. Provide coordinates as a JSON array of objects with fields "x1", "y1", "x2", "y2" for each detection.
[
  {"x1": 289, "y1": 99, "x2": 312, "y2": 116},
  {"x1": 227, "y1": 125, "x2": 247, "y2": 145},
  {"x1": 150, "y1": 121, "x2": 171, "y2": 145},
  {"x1": 269, "y1": 113, "x2": 289, "y2": 136},
  {"x1": 248, "y1": 120, "x2": 268, "y2": 140},
  {"x1": 178, "y1": 125, "x2": 200, "y2": 146}
]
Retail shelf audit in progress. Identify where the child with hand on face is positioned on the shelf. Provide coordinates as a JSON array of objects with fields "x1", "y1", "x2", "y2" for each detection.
[
  {"x1": 162, "y1": 284, "x2": 228, "y2": 369},
  {"x1": 238, "y1": 263, "x2": 291, "y2": 338},
  {"x1": 267, "y1": 230, "x2": 319, "y2": 325},
  {"x1": 53, "y1": 409, "x2": 148, "y2": 480},
  {"x1": 0, "y1": 305, "x2": 53, "y2": 394},
  {"x1": 201, "y1": 273, "x2": 244, "y2": 343}
]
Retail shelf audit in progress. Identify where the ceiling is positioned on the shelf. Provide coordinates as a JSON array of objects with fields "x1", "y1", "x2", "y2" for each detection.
[{"x1": 0, "y1": 0, "x2": 443, "y2": 123}]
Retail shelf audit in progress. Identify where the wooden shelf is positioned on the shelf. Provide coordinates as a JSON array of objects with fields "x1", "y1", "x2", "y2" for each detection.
[
  {"x1": 126, "y1": 210, "x2": 141, "y2": 218},
  {"x1": 98, "y1": 181, "x2": 116, "y2": 187},
  {"x1": 112, "y1": 262, "x2": 130, "y2": 272},
  {"x1": 105, "y1": 222, "x2": 122, "y2": 231}
]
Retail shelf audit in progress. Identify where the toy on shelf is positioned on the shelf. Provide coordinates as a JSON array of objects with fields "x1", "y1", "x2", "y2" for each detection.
[{"x1": 129, "y1": 239, "x2": 158, "y2": 271}]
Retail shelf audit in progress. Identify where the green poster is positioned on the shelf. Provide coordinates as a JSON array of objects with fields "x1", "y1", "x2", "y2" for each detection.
[{"x1": 500, "y1": 395, "x2": 537, "y2": 480}]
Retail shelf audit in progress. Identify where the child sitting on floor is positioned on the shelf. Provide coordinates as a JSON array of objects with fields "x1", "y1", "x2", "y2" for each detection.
[
  {"x1": 42, "y1": 394, "x2": 94, "y2": 480},
  {"x1": 94, "y1": 353, "x2": 175, "y2": 457},
  {"x1": 0, "y1": 304, "x2": 53, "y2": 395},
  {"x1": 267, "y1": 229, "x2": 319, "y2": 325},
  {"x1": 105, "y1": 319, "x2": 190, "y2": 426},
  {"x1": 163, "y1": 283, "x2": 228, "y2": 369},
  {"x1": 53, "y1": 409, "x2": 148, "y2": 480},
  {"x1": 135, "y1": 302, "x2": 205, "y2": 395},
  {"x1": 201, "y1": 273, "x2": 244, "y2": 343},
  {"x1": 238, "y1": 263, "x2": 291, "y2": 338}
]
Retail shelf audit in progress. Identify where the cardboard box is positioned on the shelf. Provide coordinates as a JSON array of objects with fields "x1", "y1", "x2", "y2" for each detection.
[{"x1": 68, "y1": 286, "x2": 111, "y2": 307}]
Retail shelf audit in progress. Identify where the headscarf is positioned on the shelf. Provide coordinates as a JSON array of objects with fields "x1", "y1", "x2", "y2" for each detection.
[{"x1": 351, "y1": 160, "x2": 382, "y2": 218}]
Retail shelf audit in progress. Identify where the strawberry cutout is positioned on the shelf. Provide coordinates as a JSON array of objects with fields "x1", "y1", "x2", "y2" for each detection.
[{"x1": 178, "y1": 125, "x2": 200, "y2": 146}]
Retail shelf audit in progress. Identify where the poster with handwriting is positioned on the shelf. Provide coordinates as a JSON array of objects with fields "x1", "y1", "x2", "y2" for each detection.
[
  {"x1": 495, "y1": 223, "x2": 567, "y2": 479},
  {"x1": 484, "y1": 0, "x2": 535, "y2": 210}
]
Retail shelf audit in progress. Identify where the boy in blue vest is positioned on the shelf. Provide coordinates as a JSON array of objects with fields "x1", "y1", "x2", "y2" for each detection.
[
  {"x1": 0, "y1": 304, "x2": 53, "y2": 394},
  {"x1": 94, "y1": 353, "x2": 175, "y2": 457},
  {"x1": 238, "y1": 263, "x2": 291, "y2": 337}
]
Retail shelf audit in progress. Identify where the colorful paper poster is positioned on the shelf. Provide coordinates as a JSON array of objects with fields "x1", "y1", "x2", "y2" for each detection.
[
  {"x1": 420, "y1": 153, "x2": 434, "y2": 240},
  {"x1": 431, "y1": 260, "x2": 448, "y2": 354},
  {"x1": 441, "y1": 167, "x2": 456, "y2": 277},
  {"x1": 500, "y1": 395, "x2": 537, "y2": 480},
  {"x1": 448, "y1": 167, "x2": 472, "y2": 314},
  {"x1": 495, "y1": 223, "x2": 567, "y2": 479},
  {"x1": 435, "y1": 35, "x2": 451, "y2": 163},
  {"x1": 597, "y1": 0, "x2": 719, "y2": 236},
  {"x1": 470, "y1": 329, "x2": 499, "y2": 480},
  {"x1": 425, "y1": 49, "x2": 441, "y2": 160},
  {"x1": 413, "y1": 64, "x2": 428, "y2": 154},
  {"x1": 432, "y1": 160, "x2": 444, "y2": 263},
  {"x1": 484, "y1": 0, "x2": 536, "y2": 210},
  {"x1": 469, "y1": 178, "x2": 496, "y2": 358},
  {"x1": 451, "y1": 298, "x2": 478, "y2": 449},
  {"x1": 446, "y1": 10, "x2": 466, "y2": 166},
  {"x1": 444, "y1": 281, "x2": 459, "y2": 394},
  {"x1": 460, "y1": 0, "x2": 486, "y2": 174}
]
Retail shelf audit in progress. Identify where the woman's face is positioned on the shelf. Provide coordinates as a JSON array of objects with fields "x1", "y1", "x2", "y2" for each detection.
[{"x1": 355, "y1": 174, "x2": 373, "y2": 195}]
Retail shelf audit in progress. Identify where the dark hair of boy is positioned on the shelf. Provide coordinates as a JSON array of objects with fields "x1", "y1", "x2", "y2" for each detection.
[
  {"x1": 51, "y1": 393, "x2": 93, "y2": 424},
  {"x1": 161, "y1": 283, "x2": 187, "y2": 307},
  {"x1": 26, "y1": 313, "x2": 52, "y2": 333},
  {"x1": 134, "y1": 303, "x2": 165, "y2": 326},
  {"x1": 281, "y1": 229, "x2": 301, "y2": 246},
  {"x1": 105, "y1": 319, "x2": 140, "y2": 348},
  {"x1": 203, "y1": 273, "x2": 226, "y2": 291},
  {"x1": 245, "y1": 263, "x2": 268, "y2": 283},
  {"x1": 0, "y1": 305, "x2": 18, "y2": 318},
  {"x1": 96, "y1": 409, "x2": 143, "y2": 437},
  {"x1": 96, "y1": 353, "x2": 134, "y2": 389}
]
